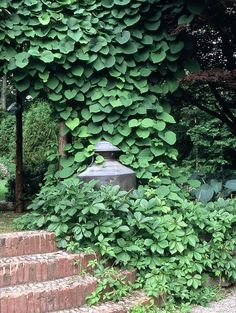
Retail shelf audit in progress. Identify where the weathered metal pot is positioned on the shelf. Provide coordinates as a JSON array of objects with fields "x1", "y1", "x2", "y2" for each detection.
[{"x1": 78, "y1": 141, "x2": 136, "y2": 191}]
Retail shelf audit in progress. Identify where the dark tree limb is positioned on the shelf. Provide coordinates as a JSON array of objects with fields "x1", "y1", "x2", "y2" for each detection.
[
  {"x1": 181, "y1": 89, "x2": 236, "y2": 136},
  {"x1": 15, "y1": 91, "x2": 24, "y2": 213}
]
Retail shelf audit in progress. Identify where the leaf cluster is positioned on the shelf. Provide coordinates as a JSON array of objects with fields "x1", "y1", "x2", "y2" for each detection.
[
  {"x1": 15, "y1": 178, "x2": 236, "y2": 303},
  {"x1": 0, "y1": 0, "x2": 201, "y2": 180}
]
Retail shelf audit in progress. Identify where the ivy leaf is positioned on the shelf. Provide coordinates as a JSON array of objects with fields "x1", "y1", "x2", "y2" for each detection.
[
  {"x1": 154, "y1": 121, "x2": 166, "y2": 131},
  {"x1": 75, "y1": 152, "x2": 86, "y2": 163},
  {"x1": 124, "y1": 15, "x2": 141, "y2": 26},
  {"x1": 65, "y1": 89, "x2": 77, "y2": 100},
  {"x1": 150, "y1": 51, "x2": 166, "y2": 63},
  {"x1": 59, "y1": 167, "x2": 74, "y2": 179},
  {"x1": 158, "y1": 112, "x2": 175, "y2": 124},
  {"x1": 95, "y1": 155, "x2": 105, "y2": 164},
  {"x1": 81, "y1": 109, "x2": 92, "y2": 121},
  {"x1": 47, "y1": 77, "x2": 59, "y2": 90},
  {"x1": 93, "y1": 58, "x2": 105, "y2": 71},
  {"x1": 169, "y1": 41, "x2": 184, "y2": 54},
  {"x1": 71, "y1": 65, "x2": 84, "y2": 76},
  {"x1": 40, "y1": 50, "x2": 55, "y2": 63},
  {"x1": 60, "y1": 157, "x2": 74, "y2": 168},
  {"x1": 141, "y1": 118, "x2": 154, "y2": 128},
  {"x1": 79, "y1": 126, "x2": 90, "y2": 138},
  {"x1": 129, "y1": 119, "x2": 140, "y2": 128},
  {"x1": 136, "y1": 129, "x2": 150, "y2": 139},
  {"x1": 116, "y1": 30, "x2": 131, "y2": 45},
  {"x1": 159, "y1": 131, "x2": 176, "y2": 145},
  {"x1": 38, "y1": 12, "x2": 50, "y2": 25},
  {"x1": 117, "y1": 125, "x2": 132, "y2": 137},
  {"x1": 15, "y1": 52, "x2": 30, "y2": 68},
  {"x1": 48, "y1": 93, "x2": 62, "y2": 101},
  {"x1": 65, "y1": 118, "x2": 80, "y2": 130},
  {"x1": 60, "y1": 108, "x2": 72, "y2": 120}
]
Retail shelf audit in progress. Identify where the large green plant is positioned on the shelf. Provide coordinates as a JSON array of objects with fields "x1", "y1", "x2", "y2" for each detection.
[
  {"x1": 0, "y1": 0, "x2": 203, "y2": 180},
  {"x1": 15, "y1": 178, "x2": 236, "y2": 303}
]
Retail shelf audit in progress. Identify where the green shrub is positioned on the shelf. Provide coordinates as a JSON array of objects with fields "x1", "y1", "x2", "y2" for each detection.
[
  {"x1": 23, "y1": 99, "x2": 57, "y2": 170},
  {"x1": 15, "y1": 178, "x2": 236, "y2": 304}
]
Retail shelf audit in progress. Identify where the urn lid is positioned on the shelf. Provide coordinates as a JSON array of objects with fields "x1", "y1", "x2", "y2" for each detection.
[{"x1": 95, "y1": 141, "x2": 120, "y2": 153}]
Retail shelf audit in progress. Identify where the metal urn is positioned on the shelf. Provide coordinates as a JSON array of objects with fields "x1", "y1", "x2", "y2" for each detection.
[{"x1": 78, "y1": 141, "x2": 136, "y2": 191}]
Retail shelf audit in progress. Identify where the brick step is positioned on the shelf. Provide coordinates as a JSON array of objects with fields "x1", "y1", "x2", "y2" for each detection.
[
  {"x1": 51, "y1": 291, "x2": 151, "y2": 313},
  {"x1": 0, "y1": 231, "x2": 57, "y2": 257},
  {"x1": 0, "y1": 251, "x2": 97, "y2": 288},
  {"x1": 0, "y1": 275, "x2": 97, "y2": 313}
]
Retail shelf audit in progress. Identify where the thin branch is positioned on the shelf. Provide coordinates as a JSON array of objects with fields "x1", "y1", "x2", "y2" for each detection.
[{"x1": 209, "y1": 83, "x2": 236, "y2": 123}]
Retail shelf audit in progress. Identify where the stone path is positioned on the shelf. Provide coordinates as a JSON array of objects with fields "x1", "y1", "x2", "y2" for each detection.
[{"x1": 191, "y1": 289, "x2": 236, "y2": 313}]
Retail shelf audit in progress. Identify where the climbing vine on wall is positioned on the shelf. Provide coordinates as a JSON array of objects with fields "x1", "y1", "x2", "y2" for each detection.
[{"x1": 0, "y1": 0, "x2": 203, "y2": 180}]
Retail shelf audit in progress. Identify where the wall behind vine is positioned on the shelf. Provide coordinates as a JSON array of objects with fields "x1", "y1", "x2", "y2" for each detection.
[{"x1": 0, "y1": 0, "x2": 203, "y2": 180}]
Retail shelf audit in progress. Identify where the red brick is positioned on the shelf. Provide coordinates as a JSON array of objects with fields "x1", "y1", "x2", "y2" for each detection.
[
  {"x1": 29, "y1": 235, "x2": 36, "y2": 255},
  {"x1": 17, "y1": 263, "x2": 24, "y2": 284},
  {"x1": 47, "y1": 290, "x2": 55, "y2": 312},
  {"x1": 36, "y1": 262, "x2": 42, "y2": 282},
  {"x1": 29, "y1": 263, "x2": 36, "y2": 282},
  {"x1": 7, "y1": 296, "x2": 15, "y2": 313},
  {"x1": 41, "y1": 261, "x2": 48, "y2": 281},
  {"x1": 23, "y1": 236, "x2": 30, "y2": 255},
  {"x1": 0, "y1": 297, "x2": 8, "y2": 313},
  {"x1": 27, "y1": 292, "x2": 35, "y2": 313},
  {"x1": 24, "y1": 262, "x2": 30, "y2": 283}
]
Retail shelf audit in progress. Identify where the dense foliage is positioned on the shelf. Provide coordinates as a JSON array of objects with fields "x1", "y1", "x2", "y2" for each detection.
[
  {"x1": 176, "y1": 107, "x2": 236, "y2": 172},
  {"x1": 23, "y1": 99, "x2": 57, "y2": 169},
  {"x1": 0, "y1": 0, "x2": 203, "y2": 180},
  {"x1": 0, "y1": 98, "x2": 57, "y2": 201},
  {"x1": 15, "y1": 178, "x2": 236, "y2": 304},
  {"x1": 177, "y1": 0, "x2": 236, "y2": 136}
]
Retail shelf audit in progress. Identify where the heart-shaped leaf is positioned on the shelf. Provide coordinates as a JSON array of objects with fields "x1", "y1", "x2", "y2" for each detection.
[
  {"x1": 65, "y1": 89, "x2": 77, "y2": 100},
  {"x1": 60, "y1": 108, "x2": 72, "y2": 120},
  {"x1": 159, "y1": 131, "x2": 176, "y2": 145},
  {"x1": 65, "y1": 118, "x2": 80, "y2": 130},
  {"x1": 116, "y1": 30, "x2": 131, "y2": 45},
  {"x1": 150, "y1": 50, "x2": 166, "y2": 63}
]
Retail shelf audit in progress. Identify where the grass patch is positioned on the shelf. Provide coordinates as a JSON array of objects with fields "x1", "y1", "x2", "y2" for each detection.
[{"x1": 0, "y1": 212, "x2": 22, "y2": 233}]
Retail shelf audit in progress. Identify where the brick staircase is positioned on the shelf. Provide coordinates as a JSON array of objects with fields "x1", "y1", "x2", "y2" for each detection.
[{"x1": 0, "y1": 231, "x2": 150, "y2": 313}]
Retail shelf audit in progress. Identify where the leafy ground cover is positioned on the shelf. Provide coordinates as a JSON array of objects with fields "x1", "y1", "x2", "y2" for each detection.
[{"x1": 15, "y1": 177, "x2": 236, "y2": 308}]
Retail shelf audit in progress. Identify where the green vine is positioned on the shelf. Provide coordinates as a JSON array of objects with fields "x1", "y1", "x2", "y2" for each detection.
[{"x1": 0, "y1": 0, "x2": 202, "y2": 179}]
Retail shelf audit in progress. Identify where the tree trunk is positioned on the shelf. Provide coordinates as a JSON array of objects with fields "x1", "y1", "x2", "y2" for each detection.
[
  {"x1": 1, "y1": 75, "x2": 7, "y2": 111},
  {"x1": 58, "y1": 121, "x2": 67, "y2": 158},
  {"x1": 15, "y1": 92, "x2": 24, "y2": 213}
]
